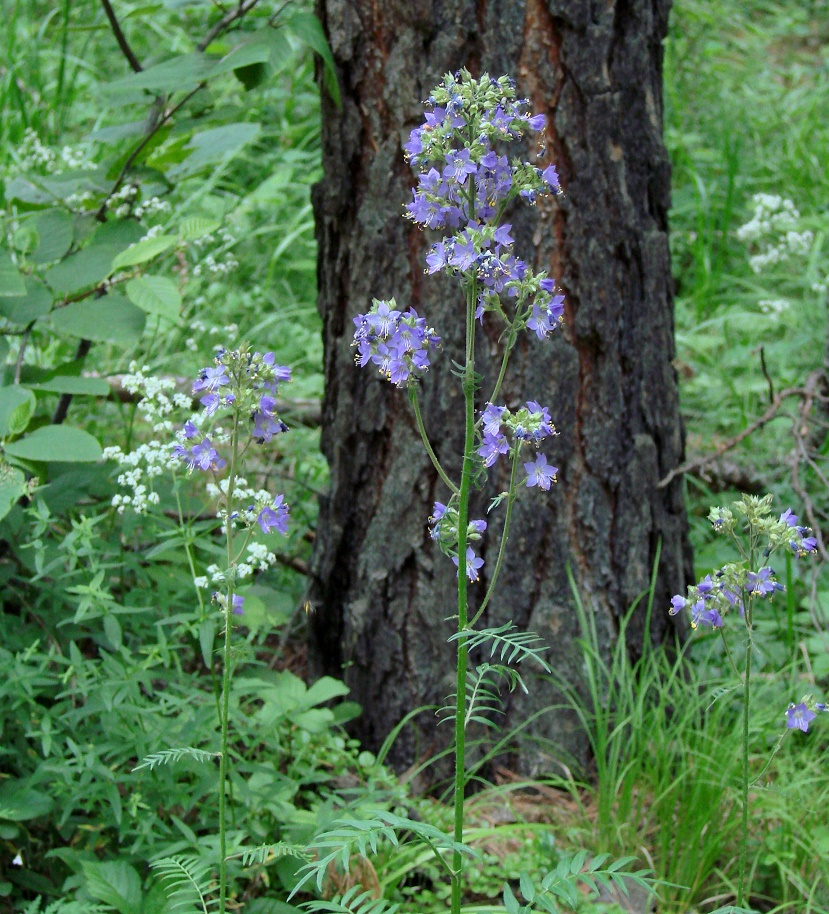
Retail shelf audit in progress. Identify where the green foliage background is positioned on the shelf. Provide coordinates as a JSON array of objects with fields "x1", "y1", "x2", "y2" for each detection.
[{"x1": 0, "y1": 0, "x2": 827, "y2": 912}]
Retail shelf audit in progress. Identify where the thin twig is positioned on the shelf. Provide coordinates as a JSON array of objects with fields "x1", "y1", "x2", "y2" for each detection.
[
  {"x1": 198, "y1": 0, "x2": 262, "y2": 51},
  {"x1": 658, "y1": 380, "x2": 814, "y2": 489},
  {"x1": 759, "y1": 345, "x2": 774, "y2": 404},
  {"x1": 52, "y1": 339, "x2": 92, "y2": 425},
  {"x1": 100, "y1": 0, "x2": 143, "y2": 73}
]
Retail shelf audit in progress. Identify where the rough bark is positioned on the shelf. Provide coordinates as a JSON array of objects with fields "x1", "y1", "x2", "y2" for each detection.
[{"x1": 308, "y1": 0, "x2": 692, "y2": 776}]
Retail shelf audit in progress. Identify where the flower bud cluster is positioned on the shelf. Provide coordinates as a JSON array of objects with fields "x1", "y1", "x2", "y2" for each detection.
[
  {"x1": 709, "y1": 497, "x2": 817, "y2": 558},
  {"x1": 352, "y1": 298, "x2": 441, "y2": 386},
  {"x1": 429, "y1": 501, "x2": 487, "y2": 581}
]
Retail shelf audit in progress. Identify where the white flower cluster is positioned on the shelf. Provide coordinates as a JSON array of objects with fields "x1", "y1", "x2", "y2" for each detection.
[
  {"x1": 112, "y1": 184, "x2": 138, "y2": 218},
  {"x1": 192, "y1": 228, "x2": 239, "y2": 278},
  {"x1": 141, "y1": 224, "x2": 165, "y2": 242},
  {"x1": 185, "y1": 319, "x2": 240, "y2": 352},
  {"x1": 103, "y1": 364, "x2": 200, "y2": 514},
  {"x1": 758, "y1": 298, "x2": 789, "y2": 316},
  {"x1": 205, "y1": 477, "x2": 272, "y2": 521},
  {"x1": 134, "y1": 196, "x2": 171, "y2": 219},
  {"x1": 736, "y1": 194, "x2": 814, "y2": 274},
  {"x1": 811, "y1": 275, "x2": 829, "y2": 296},
  {"x1": 65, "y1": 190, "x2": 95, "y2": 210},
  {"x1": 16, "y1": 128, "x2": 88, "y2": 174},
  {"x1": 199, "y1": 541, "x2": 279, "y2": 586}
]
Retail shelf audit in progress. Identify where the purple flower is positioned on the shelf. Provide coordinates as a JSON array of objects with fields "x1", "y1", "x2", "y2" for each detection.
[
  {"x1": 183, "y1": 420, "x2": 198, "y2": 439},
  {"x1": 193, "y1": 365, "x2": 229, "y2": 394},
  {"x1": 191, "y1": 438, "x2": 226, "y2": 471},
  {"x1": 174, "y1": 437, "x2": 226, "y2": 472},
  {"x1": 669, "y1": 594, "x2": 687, "y2": 616},
  {"x1": 453, "y1": 546, "x2": 485, "y2": 582},
  {"x1": 478, "y1": 433, "x2": 509, "y2": 467},
  {"x1": 426, "y1": 241, "x2": 449, "y2": 274},
  {"x1": 231, "y1": 594, "x2": 245, "y2": 616},
  {"x1": 524, "y1": 454, "x2": 557, "y2": 490},
  {"x1": 256, "y1": 495, "x2": 289, "y2": 535},
  {"x1": 493, "y1": 223, "x2": 515, "y2": 247},
  {"x1": 786, "y1": 702, "x2": 816, "y2": 732},
  {"x1": 542, "y1": 164, "x2": 560, "y2": 192},
  {"x1": 527, "y1": 113, "x2": 546, "y2": 131},
  {"x1": 481, "y1": 404, "x2": 506, "y2": 437},
  {"x1": 780, "y1": 508, "x2": 798, "y2": 527},
  {"x1": 690, "y1": 601, "x2": 723, "y2": 629},
  {"x1": 468, "y1": 519, "x2": 487, "y2": 535},
  {"x1": 746, "y1": 567, "x2": 784, "y2": 597}
]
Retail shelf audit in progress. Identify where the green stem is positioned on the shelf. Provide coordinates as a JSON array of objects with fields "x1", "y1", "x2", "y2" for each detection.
[
  {"x1": 450, "y1": 277, "x2": 477, "y2": 914},
  {"x1": 469, "y1": 444, "x2": 521, "y2": 628},
  {"x1": 486, "y1": 324, "x2": 518, "y2": 408},
  {"x1": 738, "y1": 624, "x2": 751, "y2": 908},
  {"x1": 409, "y1": 386, "x2": 459, "y2": 495},
  {"x1": 218, "y1": 409, "x2": 240, "y2": 914}
]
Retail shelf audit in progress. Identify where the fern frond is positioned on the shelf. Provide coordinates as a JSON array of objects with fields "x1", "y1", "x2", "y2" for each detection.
[
  {"x1": 302, "y1": 886, "x2": 399, "y2": 914},
  {"x1": 450, "y1": 623, "x2": 551, "y2": 672},
  {"x1": 228, "y1": 842, "x2": 312, "y2": 867},
  {"x1": 133, "y1": 746, "x2": 220, "y2": 772},
  {"x1": 150, "y1": 854, "x2": 216, "y2": 913},
  {"x1": 510, "y1": 854, "x2": 655, "y2": 912},
  {"x1": 290, "y1": 810, "x2": 477, "y2": 897}
]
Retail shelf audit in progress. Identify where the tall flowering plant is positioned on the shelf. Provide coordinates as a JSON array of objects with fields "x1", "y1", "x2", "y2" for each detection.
[
  {"x1": 292, "y1": 71, "x2": 652, "y2": 914},
  {"x1": 109, "y1": 348, "x2": 294, "y2": 913},
  {"x1": 176, "y1": 347, "x2": 292, "y2": 914},
  {"x1": 669, "y1": 494, "x2": 822, "y2": 911}
]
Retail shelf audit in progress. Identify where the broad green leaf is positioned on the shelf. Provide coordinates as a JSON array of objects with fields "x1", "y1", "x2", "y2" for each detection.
[
  {"x1": 199, "y1": 619, "x2": 215, "y2": 668},
  {"x1": 111, "y1": 235, "x2": 176, "y2": 270},
  {"x1": 178, "y1": 216, "x2": 220, "y2": 242},
  {"x1": 169, "y1": 123, "x2": 260, "y2": 178},
  {"x1": 87, "y1": 119, "x2": 145, "y2": 144},
  {"x1": 26, "y1": 376, "x2": 110, "y2": 396},
  {"x1": 82, "y1": 860, "x2": 143, "y2": 914},
  {"x1": 49, "y1": 293, "x2": 146, "y2": 343},
  {"x1": 126, "y1": 275, "x2": 181, "y2": 321},
  {"x1": 0, "y1": 461, "x2": 27, "y2": 520},
  {"x1": 285, "y1": 13, "x2": 341, "y2": 107},
  {"x1": 0, "y1": 277, "x2": 52, "y2": 325},
  {"x1": 0, "y1": 782, "x2": 53, "y2": 821},
  {"x1": 33, "y1": 209, "x2": 74, "y2": 264},
  {"x1": 304, "y1": 676, "x2": 350, "y2": 706},
  {"x1": 43, "y1": 245, "x2": 120, "y2": 295},
  {"x1": 104, "y1": 52, "x2": 217, "y2": 99},
  {"x1": 4, "y1": 425, "x2": 102, "y2": 463},
  {"x1": 0, "y1": 386, "x2": 36, "y2": 438},
  {"x1": 5, "y1": 175, "x2": 53, "y2": 206},
  {"x1": 92, "y1": 217, "x2": 147, "y2": 250},
  {"x1": 0, "y1": 251, "x2": 25, "y2": 297}
]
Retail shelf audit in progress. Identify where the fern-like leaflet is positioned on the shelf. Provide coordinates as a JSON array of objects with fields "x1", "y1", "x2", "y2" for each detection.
[
  {"x1": 150, "y1": 854, "x2": 217, "y2": 913},
  {"x1": 302, "y1": 886, "x2": 399, "y2": 914},
  {"x1": 227, "y1": 841, "x2": 311, "y2": 866},
  {"x1": 289, "y1": 810, "x2": 478, "y2": 897},
  {"x1": 502, "y1": 852, "x2": 655, "y2": 913},
  {"x1": 449, "y1": 623, "x2": 551, "y2": 672},
  {"x1": 132, "y1": 746, "x2": 220, "y2": 772}
]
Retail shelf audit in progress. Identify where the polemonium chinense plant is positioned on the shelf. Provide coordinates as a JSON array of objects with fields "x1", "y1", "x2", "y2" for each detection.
[
  {"x1": 669, "y1": 494, "x2": 822, "y2": 912},
  {"x1": 292, "y1": 70, "x2": 651, "y2": 914},
  {"x1": 107, "y1": 348, "x2": 293, "y2": 914}
]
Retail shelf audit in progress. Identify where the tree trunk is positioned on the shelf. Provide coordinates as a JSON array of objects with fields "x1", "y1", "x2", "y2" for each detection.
[{"x1": 308, "y1": 0, "x2": 692, "y2": 776}]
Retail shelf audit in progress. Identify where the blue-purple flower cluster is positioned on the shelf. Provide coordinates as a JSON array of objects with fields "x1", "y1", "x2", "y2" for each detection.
[
  {"x1": 669, "y1": 566, "x2": 786, "y2": 631},
  {"x1": 173, "y1": 349, "x2": 292, "y2": 472},
  {"x1": 401, "y1": 70, "x2": 565, "y2": 336},
  {"x1": 779, "y1": 508, "x2": 818, "y2": 557},
  {"x1": 477, "y1": 402, "x2": 558, "y2": 489},
  {"x1": 352, "y1": 298, "x2": 441, "y2": 386}
]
